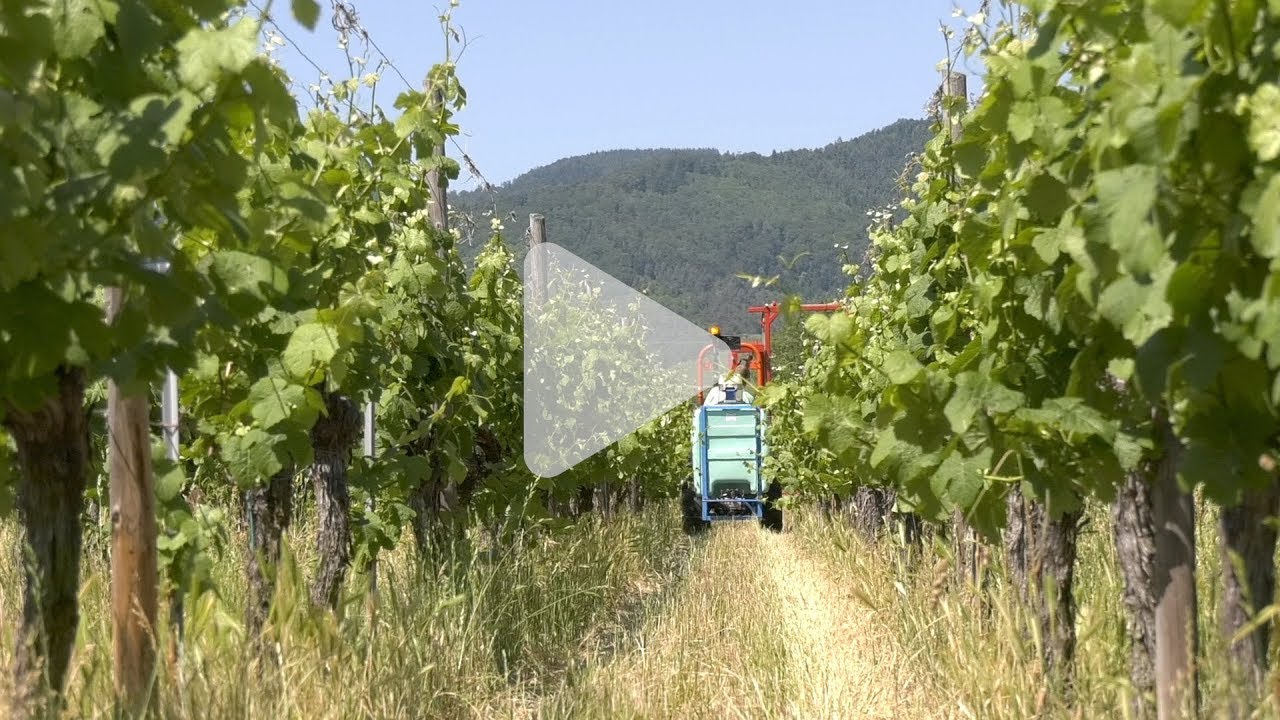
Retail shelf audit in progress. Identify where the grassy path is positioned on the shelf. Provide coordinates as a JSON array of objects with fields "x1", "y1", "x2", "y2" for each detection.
[
  {"x1": 539, "y1": 521, "x2": 920, "y2": 719},
  {"x1": 761, "y1": 531, "x2": 912, "y2": 719}
]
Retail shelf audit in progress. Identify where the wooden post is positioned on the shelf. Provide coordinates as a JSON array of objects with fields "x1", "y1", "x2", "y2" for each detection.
[
  {"x1": 528, "y1": 213, "x2": 547, "y2": 307},
  {"x1": 526, "y1": 213, "x2": 553, "y2": 514},
  {"x1": 422, "y1": 88, "x2": 462, "y2": 522},
  {"x1": 940, "y1": 70, "x2": 976, "y2": 588},
  {"x1": 427, "y1": 88, "x2": 449, "y2": 233},
  {"x1": 363, "y1": 399, "x2": 377, "y2": 598},
  {"x1": 1151, "y1": 412, "x2": 1197, "y2": 720},
  {"x1": 942, "y1": 71, "x2": 967, "y2": 142},
  {"x1": 162, "y1": 370, "x2": 183, "y2": 673},
  {"x1": 105, "y1": 287, "x2": 158, "y2": 716}
]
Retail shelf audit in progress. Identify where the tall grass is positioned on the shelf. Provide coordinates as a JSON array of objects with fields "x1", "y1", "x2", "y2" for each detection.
[
  {"x1": 542, "y1": 522, "x2": 792, "y2": 719},
  {"x1": 0, "y1": 507, "x2": 687, "y2": 719},
  {"x1": 6, "y1": 500, "x2": 1277, "y2": 718},
  {"x1": 793, "y1": 503, "x2": 1278, "y2": 719}
]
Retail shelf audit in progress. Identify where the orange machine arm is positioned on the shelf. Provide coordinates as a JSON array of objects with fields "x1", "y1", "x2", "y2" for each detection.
[{"x1": 746, "y1": 302, "x2": 842, "y2": 385}]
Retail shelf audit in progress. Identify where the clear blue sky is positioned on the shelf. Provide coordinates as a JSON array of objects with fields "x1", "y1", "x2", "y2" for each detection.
[{"x1": 271, "y1": 1, "x2": 984, "y2": 188}]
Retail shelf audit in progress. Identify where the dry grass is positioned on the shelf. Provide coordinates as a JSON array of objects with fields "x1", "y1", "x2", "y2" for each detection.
[
  {"x1": 0, "y1": 509, "x2": 687, "y2": 719},
  {"x1": 793, "y1": 504, "x2": 1280, "y2": 719},
  {"x1": 4, "y1": 500, "x2": 1277, "y2": 719},
  {"x1": 539, "y1": 522, "x2": 791, "y2": 719},
  {"x1": 760, "y1": 530, "x2": 922, "y2": 718},
  {"x1": 541, "y1": 521, "x2": 929, "y2": 719}
]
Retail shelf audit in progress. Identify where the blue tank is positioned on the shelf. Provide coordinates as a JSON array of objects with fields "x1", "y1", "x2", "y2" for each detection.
[{"x1": 682, "y1": 388, "x2": 782, "y2": 533}]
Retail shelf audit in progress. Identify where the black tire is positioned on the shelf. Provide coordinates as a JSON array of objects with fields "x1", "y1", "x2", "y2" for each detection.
[
  {"x1": 681, "y1": 483, "x2": 709, "y2": 535},
  {"x1": 761, "y1": 480, "x2": 784, "y2": 533}
]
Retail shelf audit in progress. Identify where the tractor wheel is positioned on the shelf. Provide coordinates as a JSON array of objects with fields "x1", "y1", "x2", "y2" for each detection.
[
  {"x1": 681, "y1": 483, "x2": 709, "y2": 535},
  {"x1": 761, "y1": 481, "x2": 784, "y2": 533}
]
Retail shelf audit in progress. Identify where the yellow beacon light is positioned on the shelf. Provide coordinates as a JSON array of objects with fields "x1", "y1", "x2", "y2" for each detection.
[{"x1": 709, "y1": 325, "x2": 721, "y2": 336}]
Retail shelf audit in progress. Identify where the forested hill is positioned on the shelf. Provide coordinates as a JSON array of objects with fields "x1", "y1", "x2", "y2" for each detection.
[{"x1": 453, "y1": 118, "x2": 932, "y2": 331}]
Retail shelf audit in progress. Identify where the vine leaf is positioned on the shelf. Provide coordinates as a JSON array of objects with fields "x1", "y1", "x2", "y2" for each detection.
[
  {"x1": 292, "y1": 0, "x2": 321, "y2": 30},
  {"x1": 1149, "y1": 0, "x2": 1210, "y2": 26},
  {"x1": 50, "y1": 0, "x2": 107, "y2": 59},
  {"x1": 176, "y1": 19, "x2": 260, "y2": 92},
  {"x1": 1095, "y1": 165, "x2": 1158, "y2": 260},
  {"x1": 248, "y1": 376, "x2": 321, "y2": 430},
  {"x1": 933, "y1": 445, "x2": 993, "y2": 510},
  {"x1": 283, "y1": 323, "x2": 339, "y2": 383},
  {"x1": 945, "y1": 371, "x2": 1025, "y2": 434},
  {"x1": 883, "y1": 350, "x2": 923, "y2": 385},
  {"x1": 1248, "y1": 173, "x2": 1280, "y2": 259}
]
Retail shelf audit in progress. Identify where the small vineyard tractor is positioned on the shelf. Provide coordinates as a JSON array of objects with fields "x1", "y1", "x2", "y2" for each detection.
[{"x1": 682, "y1": 302, "x2": 839, "y2": 535}]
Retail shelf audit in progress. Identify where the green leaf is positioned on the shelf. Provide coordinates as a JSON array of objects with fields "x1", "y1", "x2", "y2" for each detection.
[
  {"x1": 1249, "y1": 173, "x2": 1280, "y2": 259},
  {"x1": 209, "y1": 250, "x2": 288, "y2": 299},
  {"x1": 945, "y1": 371, "x2": 1026, "y2": 434},
  {"x1": 804, "y1": 395, "x2": 864, "y2": 460},
  {"x1": 1024, "y1": 172, "x2": 1071, "y2": 223},
  {"x1": 283, "y1": 323, "x2": 339, "y2": 382},
  {"x1": 805, "y1": 312, "x2": 853, "y2": 345},
  {"x1": 944, "y1": 372, "x2": 984, "y2": 434},
  {"x1": 1011, "y1": 398, "x2": 1115, "y2": 442},
  {"x1": 176, "y1": 18, "x2": 260, "y2": 92},
  {"x1": 291, "y1": 0, "x2": 321, "y2": 29},
  {"x1": 446, "y1": 455, "x2": 467, "y2": 485},
  {"x1": 0, "y1": 219, "x2": 49, "y2": 291},
  {"x1": 1150, "y1": 0, "x2": 1210, "y2": 26},
  {"x1": 248, "y1": 376, "x2": 320, "y2": 429},
  {"x1": 49, "y1": 0, "x2": 109, "y2": 58},
  {"x1": 156, "y1": 462, "x2": 186, "y2": 503},
  {"x1": 1098, "y1": 275, "x2": 1172, "y2": 345},
  {"x1": 882, "y1": 350, "x2": 923, "y2": 385},
  {"x1": 1245, "y1": 84, "x2": 1280, "y2": 162},
  {"x1": 1009, "y1": 102, "x2": 1036, "y2": 143},
  {"x1": 933, "y1": 445, "x2": 993, "y2": 510},
  {"x1": 222, "y1": 429, "x2": 285, "y2": 484},
  {"x1": 96, "y1": 92, "x2": 201, "y2": 180},
  {"x1": 1095, "y1": 165, "x2": 1158, "y2": 261}
]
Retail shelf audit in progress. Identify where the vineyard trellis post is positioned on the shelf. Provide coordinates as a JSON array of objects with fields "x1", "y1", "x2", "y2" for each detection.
[
  {"x1": 942, "y1": 70, "x2": 966, "y2": 144},
  {"x1": 364, "y1": 398, "x2": 377, "y2": 598},
  {"x1": 1151, "y1": 412, "x2": 1197, "y2": 719},
  {"x1": 162, "y1": 369, "x2": 183, "y2": 672},
  {"x1": 527, "y1": 213, "x2": 557, "y2": 515},
  {"x1": 941, "y1": 69, "x2": 979, "y2": 590},
  {"x1": 105, "y1": 286, "x2": 158, "y2": 716},
  {"x1": 427, "y1": 87, "x2": 450, "y2": 234},
  {"x1": 528, "y1": 213, "x2": 547, "y2": 305}
]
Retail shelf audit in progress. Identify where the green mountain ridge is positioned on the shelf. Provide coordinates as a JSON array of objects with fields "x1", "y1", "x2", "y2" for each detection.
[{"x1": 454, "y1": 118, "x2": 932, "y2": 332}]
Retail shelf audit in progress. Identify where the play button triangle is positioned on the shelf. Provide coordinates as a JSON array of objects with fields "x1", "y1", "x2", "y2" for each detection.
[{"x1": 523, "y1": 242, "x2": 732, "y2": 478}]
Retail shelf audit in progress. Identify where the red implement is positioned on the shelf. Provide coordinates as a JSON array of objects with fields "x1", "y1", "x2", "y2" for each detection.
[{"x1": 697, "y1": 301, "x2": 842, "y2": 400}]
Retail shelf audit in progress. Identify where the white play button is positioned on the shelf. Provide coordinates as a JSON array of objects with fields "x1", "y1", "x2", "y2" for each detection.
[{"x1": 523, "y1": 242, "x2": 732, "y2": 477}]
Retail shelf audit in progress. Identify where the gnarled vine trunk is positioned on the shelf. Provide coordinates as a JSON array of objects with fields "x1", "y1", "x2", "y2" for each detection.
[
  {"x1": 1032, "y1": 508, "x2": 1081, "y2": 682},
  {"x1": 575, "y1": 483, "x2": 595, "y2": 516},
  {"x1": 952, "y1": 508, "x2": 978, "y2": 588},
  {"x1": 1114, "y1": 468, "x2": 1158, "y2": 719},
  {"x1": 1005, "y1": 489, "x2": 1029, "y2": 591},
  {"x1": 407, "y1": 425, "x2": 494, "y2": 555},
  {"x1": 310, "y1": 391, "x2": 360, "y2": 610},
  {"x1": 407, "y1": 430, "x2": 464, "y2": 554},
  {"x1": 817, "y1": 493, "x2": 841, "y2": 522},
  {"x1": 627, "y1": 478, "x2": 644, "y2": 512},
  {"x1": 1005, "y1": 488, "x2": 1081, "y2": 685},
  {"x1": 594, "y1": 481, "x2": 613, "y2": 519},
  {"x1": 4, "y1": 367, "x2": 88, "y2": 718},
  {"x1": 1219, "y1": 479, "x2": 1280, "y2": 715},
  {"x1": 852, "y1": 486, "x2": 893, "y2": 541},
  {"x1": 245, "y1": 466, "x2": 294, "y2": 638}
]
